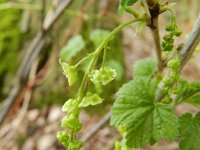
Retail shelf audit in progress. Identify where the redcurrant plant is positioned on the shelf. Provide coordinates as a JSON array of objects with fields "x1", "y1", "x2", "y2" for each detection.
[{"x1": 57, "y1": 0, "x2": 200, "y2": 150}]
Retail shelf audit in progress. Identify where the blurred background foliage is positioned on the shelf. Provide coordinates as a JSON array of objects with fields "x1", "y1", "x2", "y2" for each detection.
[{"x1": 0, "y1": 0, "x2": 199, "y2": 150}]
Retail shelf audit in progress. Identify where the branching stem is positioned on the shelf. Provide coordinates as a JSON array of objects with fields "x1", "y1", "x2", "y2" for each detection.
[
  {"x1": 157, "y1": 14, "x2": 200, "y2": 102},
  {"x1": 77, "y1": 17, "x2": 145, "y2": 101}
]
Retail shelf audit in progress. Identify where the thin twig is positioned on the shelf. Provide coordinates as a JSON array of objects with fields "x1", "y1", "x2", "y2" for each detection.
[
  {"x1": 145, "y1": 1, "x2": 163, "y2": 72},
  {"x1": 41, "y1": 0, "x2": 46, "y2": 30},
  {"x1": 179, "y1": 14, "x2": 200, "y2": 69},
  {"x1": 81, "y1": 111, "x2": 111, "y2": 143}
]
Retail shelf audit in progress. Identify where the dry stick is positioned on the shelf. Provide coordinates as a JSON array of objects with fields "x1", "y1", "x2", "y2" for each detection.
[
  {"x1": 81, "y1": 111, "x2": 111, "y2": 143},
  {"x1": 179, "y1": 14, "x2": 200, "y2": 70},
  {"x1": 157, "y1": 14, "x2": 200, "y2": 102},
  {"x1": 0, "y1": 0, "x2": 72, "y2": 126},
  {"x1": 146, "y1": 2, "x2": 163, "y2": 72},
  {"x1": 41, "y1": 0, "x2": 46, "y2": 30},
  {"x1": 150, "y1": 16, "x2": 163, "y2": 71}
]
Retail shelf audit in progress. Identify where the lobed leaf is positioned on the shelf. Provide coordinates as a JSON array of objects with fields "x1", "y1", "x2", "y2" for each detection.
[
  {"x1": 179, "y1": 112, "x2": 200, "y2": 150},
  {"x1": 60, "y1": 35, "x2": 85, "y2": 61},
  {"x1": 133, "y1": 59, "x2": 157, "y2": 78},
  {"x1": 175, "y1": 81, "x2": 200, "y2": 108},
  {"x1": 111, "y1": 78, "x2": 179, "y2": 148},
  {"x1": 89, "y1": 29, "x2": 110, "y2": 47}
]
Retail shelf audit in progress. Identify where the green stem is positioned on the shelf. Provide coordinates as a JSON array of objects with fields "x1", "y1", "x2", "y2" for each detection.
[
  {"x1": 77, "y1": 17, "x2": 145, "y2": 101},
  {"x1": 124, "y1": 7, "x2": 140, "y2": 18},
  {"x1": 102, "y1": 46, "x2": 107, "y2": 68},
  {"x1": 74, "y1": 53, "x2": 94, "y2": 68}
]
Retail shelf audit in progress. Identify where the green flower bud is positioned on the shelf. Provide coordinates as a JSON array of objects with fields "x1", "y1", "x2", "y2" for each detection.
[
  {"x1": 162, "y1": 97, "x2": 172, "y2": 104},
  {"x1": 89, "y1": 67, "x2": 117, "y2": 85},
  {"x1": 170, "y1": 71, "x2": 178, "y2": 80},
  {"x1": 165, "y1": 24, "x2": 173, "y2": 31},
  {"x1": 99, "y1": 67, "x2": 117, "y2": 85},
  {"x1": 79, "y1": 92, "x2": 103, "y2": 107},
  {"x1": 172, "y1": 87, "x2": 180, "y2": 94},
  {"x1": 57, "y1": 131, "x2": 70, "y2": 147},
  {"x1": 61, "y1": 114, "x2": 82, "y2": 132},
  {"x1": 163, "y1": 43, "x2": 173, "y2": 51},
  {"x1": 167, "y1": 59, "x2": 180, "y2": 69},
  {"x1": 163, "y1": 34, "x2": 172, "y2": 42},
  {"x1": 161, "y1": 41, "x2": 167, "y2": 47},
  {"x1": 163, "y1": 78, "x2": 173, "y2": 85},
  {"x1": 89, "y1": 70, "x2": 100, "y2": 84},
  {"x1": 174, "y1": 29, "x2": 182, "y2": 37},
  {"x1": 59, "y1": 59, "x2": 78, "y2": 86},
  {"x1": 68, "y1": 140, "x2": 83, "y2": 150},
  {"x1": 161, "y1": 87, "x2": 169, "y2": 94},
  {"x1": 62, "y1": 99, "x2": 76, "y2": 112}
]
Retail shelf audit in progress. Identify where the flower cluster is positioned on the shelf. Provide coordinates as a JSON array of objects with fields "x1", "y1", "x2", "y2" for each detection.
[
  {"x1": 59, "y1": 59, "x2": 78, "y2": 86},
  {"x1": 162, "y1": 16, "x2": 182, "y2": 52},
  {"x1": 89, "y1": 67, "x2": 117, "y2": 85},
  {"x1": 57, "y1": 98, "x2": 82, "y2": 149},
  {"x1": 58, "y1": 59, "x2": 117, "y2": 150},
  {"x1": 162, "y1": 57, "x2": 180, "y2": 104}
]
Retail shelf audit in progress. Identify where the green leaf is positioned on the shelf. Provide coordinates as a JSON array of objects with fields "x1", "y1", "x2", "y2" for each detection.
[
  {"x1": 60, "y1": 35, "x2": 85, "y2": 61},
  {"x1": 133, "y1": 59, "x2": 157, "y2": 78},
  {"x1": 111, "y1": 78, "x2": 179, "y2": 148},
  {"x1": 121, "y1": 0, "x2": 138, "y2": 7},
  {"x1": 79, "y1": 92, "x2": 103, "y2": 107},
  {"x1": 186, "y1": 93, "x2": 200, "y2": 109},
  {"x1": 179, "y1": 112, "x2": 200, "y2": 150},
  {"x1": 175, "y1": 81, "x2": 200, "y2": 107},
  {"x1": 89, "y1": 29, "x2": 110, "y2": 47}
]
